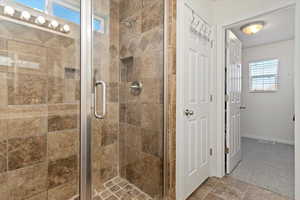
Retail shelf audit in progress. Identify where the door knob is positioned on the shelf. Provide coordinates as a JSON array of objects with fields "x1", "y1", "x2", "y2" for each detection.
[
  {"x1": 184, "y1": 109, "x2": 194, "y2": 116},
  {"x1": 184, "y1": 109, "x2": 190, "y2": 116}
]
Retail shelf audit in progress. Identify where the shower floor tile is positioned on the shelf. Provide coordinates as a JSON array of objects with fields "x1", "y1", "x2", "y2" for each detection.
[{"x1": 93, "y1": 177, "x2": 153, "y2": 200}]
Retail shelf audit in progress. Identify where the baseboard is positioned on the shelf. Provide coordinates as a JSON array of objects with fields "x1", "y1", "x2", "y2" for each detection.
[{"x1": 242, "y1": 134, "x2": 294, "y2": 145}]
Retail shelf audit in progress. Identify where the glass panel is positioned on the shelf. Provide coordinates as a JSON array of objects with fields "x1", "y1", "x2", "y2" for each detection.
[
  {"x1": 93, "y1": 18, "x2": 104, "y2": 33},
  {"x1": 14, "y1": 0, "x2": 45, "y2": 11},
  {"x1": 53, "y1": 3, "x2": 81, "y2": 24},
  {"x1": 91, "y1": 0, "x2": 165, "y2": 199},
  {"x1": 0, "y1": 1, "x2": 81, "y2": 199},
  {"x1": 53, "y1": 3, "x2": 103, "y2": 32}
]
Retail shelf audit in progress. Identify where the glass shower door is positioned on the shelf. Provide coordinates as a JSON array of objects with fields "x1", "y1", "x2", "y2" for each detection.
[
  {"x1": 0, "y1": 0, "x2": 81, "y2": 199},
  {"x1": 90, "y1": 0, "x2": 165, "y2": 199}
]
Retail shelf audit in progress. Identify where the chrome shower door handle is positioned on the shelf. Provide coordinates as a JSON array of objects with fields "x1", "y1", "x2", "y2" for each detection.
[{"x1": 94, "y1": 81, "x2": 106, "y2": 119}]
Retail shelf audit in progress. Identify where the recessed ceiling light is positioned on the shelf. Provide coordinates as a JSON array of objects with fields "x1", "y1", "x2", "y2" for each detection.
[{"x1": 240, "y1": 21, "x2": 265, "y2": 35}]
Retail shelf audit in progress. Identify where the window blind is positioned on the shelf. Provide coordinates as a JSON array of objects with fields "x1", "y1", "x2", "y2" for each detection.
[{"x1": 249, "y1": 59, "x2": 279, "y2": 92}]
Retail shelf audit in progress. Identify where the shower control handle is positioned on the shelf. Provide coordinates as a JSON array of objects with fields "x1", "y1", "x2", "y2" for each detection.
[{"x1": 94, "y1": 81, "x2": 106, "y2": 119}]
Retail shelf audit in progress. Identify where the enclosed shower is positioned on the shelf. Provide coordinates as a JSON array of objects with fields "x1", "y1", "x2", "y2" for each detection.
[{"x1": 0, "y1": 0, "x2": 165, "y2": 199}]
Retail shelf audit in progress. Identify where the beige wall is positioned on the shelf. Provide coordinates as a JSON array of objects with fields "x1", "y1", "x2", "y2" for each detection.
[{"x1": 118, "y1": 0, "x2": 164, "y2": 198}]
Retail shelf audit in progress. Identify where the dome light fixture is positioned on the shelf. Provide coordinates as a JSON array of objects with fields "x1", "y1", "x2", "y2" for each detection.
[{"x1": 240, "y1": 21, "x2": 265, "y2": 35}]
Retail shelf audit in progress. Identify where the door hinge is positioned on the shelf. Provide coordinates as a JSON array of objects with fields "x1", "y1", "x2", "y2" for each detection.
[
  {"x1": 210, "y1": 148, "x2": 213, "y2": 156},
  {"x1": 209, "y1": 94, "x2": 213, "y2": 102},
  {"x1": 210, "y1": 40, "x2": 214, "y2": 48},
  {"x1": 225, "y1": 147, "x2": 230, "y2": 154},
  {"x1": 225, "y1": 42, "x2": 230, "y2": 49},
  {"x1": 225, "y1": 94, "x2": 230, "y2": 102}
]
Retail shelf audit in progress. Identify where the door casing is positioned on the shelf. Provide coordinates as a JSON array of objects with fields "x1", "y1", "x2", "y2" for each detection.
[{"x1": 213, "y1": 2, "x2": 299, "y2": 200}]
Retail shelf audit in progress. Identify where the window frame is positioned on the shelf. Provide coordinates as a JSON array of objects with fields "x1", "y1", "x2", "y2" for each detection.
[
  {"x1": 14, "y1": 0, "x2": 47, "y2": 12},
  {"x1": 248, "y1": 58, "x2": 280, "y2": 93},
  {"x1": 13, "y1": 0, "x2": 105, "y2": 33}
]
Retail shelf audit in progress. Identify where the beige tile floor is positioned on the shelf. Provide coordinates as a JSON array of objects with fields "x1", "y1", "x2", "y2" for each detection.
[
  {"x1": 72, "y1": 176, "x2": 287, "y2": 200},
  {"x1": 188, "y1": 176, "x2": 289, "y2": 200}
]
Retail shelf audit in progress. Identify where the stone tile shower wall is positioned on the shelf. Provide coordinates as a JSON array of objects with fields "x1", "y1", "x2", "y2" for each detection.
[
  {"x1": 0, "y1": 18, "x2": 81, "y2": 200},
  {"x1": 118, "y1": 0, "x2": 164, "y2": 198}
]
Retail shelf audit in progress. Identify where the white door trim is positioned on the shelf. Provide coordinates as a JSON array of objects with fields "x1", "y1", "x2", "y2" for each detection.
[
  {"x1": 176, "y1": 0, "x2": 188, "y2": 199},
  {"x1": 294, "y1": 2, "x2": 300, "y2": 199},
  {"x1": 214, "y1": 2, "x2": 299, "y2": 199},
  {"x1": 176, "y1": 0, "x2": 185, "y2": 199}
]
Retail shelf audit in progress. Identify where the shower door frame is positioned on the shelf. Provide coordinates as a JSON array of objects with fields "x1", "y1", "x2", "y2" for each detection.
[
  {"x1": 80, "y1": 0, "x2": 93, "y2": 199},
  {"x1": 80, "y1": 0, "x2": 169, "y2": 200}
]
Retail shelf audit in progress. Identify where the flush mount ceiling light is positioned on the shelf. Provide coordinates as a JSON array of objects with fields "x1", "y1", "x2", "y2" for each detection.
[{"x1": 240, "y1": 21, "x2": 265, "y2": 35}]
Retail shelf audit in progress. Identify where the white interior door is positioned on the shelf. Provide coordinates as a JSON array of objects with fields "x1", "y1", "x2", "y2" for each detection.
[
  {"x1": 177, "y1": 5, "x2": 212, "y2": 200},
  {"x1": 226, "y1": 30, "x2": 242, "y2": 174}
]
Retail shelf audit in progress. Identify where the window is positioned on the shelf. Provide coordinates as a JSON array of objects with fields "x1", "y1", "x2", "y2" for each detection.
[
  {"x1": 53, "y1": 3, "x2": 104, "y2": 32},
  {"x1": 14, "y1": 0, "x2": 45, "y2": 11},
  {"x1": 13, "y1": 0, "x2": 105, "y2": 33},
  {"x1": 53, "y1": 3, "x2": 80, "y2": 25},
  {"x1": 93, "y1": 18, "x2": 105, "y2": 33},
  {"x1": 249, "y1": 59, "x2": 279, "y2": 92}
]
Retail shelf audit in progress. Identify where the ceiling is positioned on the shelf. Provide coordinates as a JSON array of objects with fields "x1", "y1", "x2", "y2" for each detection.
[{"x1": 230, "y1": 6, "x2": 295, "y2": 48}]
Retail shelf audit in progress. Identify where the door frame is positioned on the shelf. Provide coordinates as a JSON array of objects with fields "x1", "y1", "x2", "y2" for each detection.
[
  {"x1": 80, "y1": 0, "x2": 93, "y2": 199},
  {"x1": 175, "y1": 1, "x2": 188, "y2": 198},
  {"x1": 80, "y1": 1, "x2": 170, "y2": 200},
  {"x1": 214, "y1": 2, "x2": 299, "y2": 199}
]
